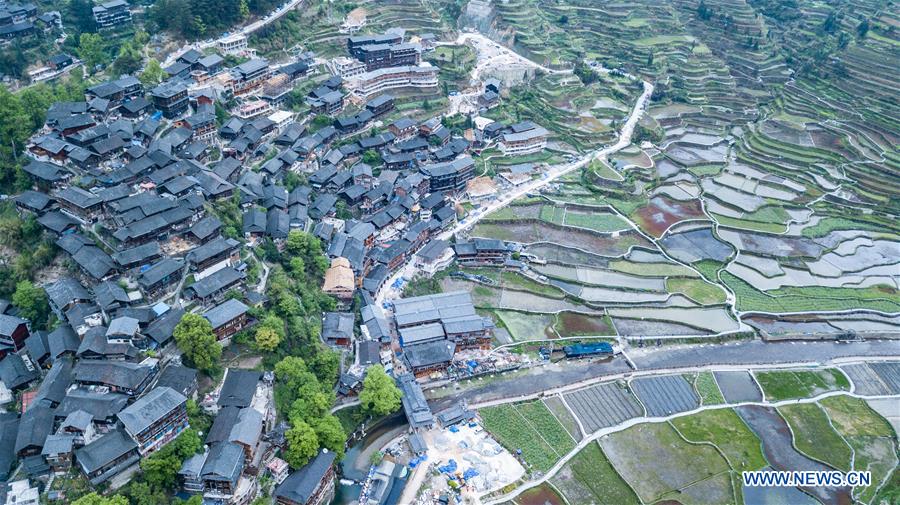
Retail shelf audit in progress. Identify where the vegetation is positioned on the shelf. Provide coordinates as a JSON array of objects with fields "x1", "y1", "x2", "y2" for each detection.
[
  {"x1": 754, "y1": 369, "x2": 849, "y2": 401},
  {"x1": 600, "y1": 422, "x2": 733, "y2": 504},
  {"x1": 12, "y1": 280, "x2": 51, "y2": 330},
  {"x1": 72, "y1": 494, "x2": 129, "y2": 505},
  {"x1": 671, "y1": 408, "x2": 767, "y2": 471},
  {"x1": 358, "y1": 365, "x2": 402, "y2": 417},
  {"x1": 148, "y1": 0, "x2": 279, "y2": 40},
  {"x1": 666, "y1": 278, "x2": 727, "y2": 305},
  {"x1": 551, "y1": 442, "x2": 640, "y2": 505},
  {"x1": 139, "y1": 429, "x2": 203, "y2": 490},
  {"x1": 480, "y1": 401, "x2": 575, "y2": 473},
  {"x1": 274, "y1": 355, "x2": 346, "y2": 467},
  {"x1": 692, "y1": 372, "x2": 725, "y2": 405},
  {"x1": 174, "y1": 313, "x2": 222, "y2": 373},
  {"x1": 778, "y1": 403, "x2": 852, "y2": 472},
  {"x1": 820, "y1": 396, "x2": 897, "y2": 503},
  {"x1": 0, "y1": 76, "x2": 89, "y2": 194}
]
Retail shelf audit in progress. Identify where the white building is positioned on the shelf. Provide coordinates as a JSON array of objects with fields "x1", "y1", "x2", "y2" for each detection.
[
  {"x1": 499, "y1": 124, "x2": 549, "y2": 156},
  {"x1": 217, "y1": 34, "x2": 248, "y2": 54},
  {"x1": 349, "y1": 63, "x2": 439, "y2": 99},
  {"x1": 414, "y1": 239, "x2": 454, "y2": 277},
  {"x1": 267, "y1": 110, "x2": 294, "y2": 131},
  {"x1": 4, "y1": 480, "x2": 39, "y2": 505},
  {"x1": 329, "y1": 57, "x2": 366, "y2": 80}
]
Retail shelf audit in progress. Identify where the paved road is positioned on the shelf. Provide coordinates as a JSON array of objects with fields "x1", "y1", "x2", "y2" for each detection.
[
  {"x1": 427, "y1": 339, "x2": 900, "y2": 411},
  {"x1": 630, "y1": 339, "x2": 900, "y2": 370},
  {"x1": 163, "y1": 0, "x2": 305, "y2": 67},
  {"x1": 428, "y1": 357, "x2": 633, "y2": 410}
]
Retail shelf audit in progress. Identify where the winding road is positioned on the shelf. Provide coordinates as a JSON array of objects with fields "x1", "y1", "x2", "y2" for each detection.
[
  {"x1": 374, "y1": 39, "x2": 654, "y2": 307},
  {"x1": 163, "y1": 0, "x2": 306, "y2": 67}
]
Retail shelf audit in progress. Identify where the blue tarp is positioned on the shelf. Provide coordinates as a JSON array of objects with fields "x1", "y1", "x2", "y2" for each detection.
[
  {"x1": 463, "y1": 468, "x2": 479, "y2": 480},
  {"x1": 438, "y1": 459, "x2": 457, "y2": 474},
  {"x1": 449, "y1": 425, "x2": 459, "y2": 433}
]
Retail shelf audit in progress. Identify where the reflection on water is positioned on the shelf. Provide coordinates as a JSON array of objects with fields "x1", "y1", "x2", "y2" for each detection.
[{"x1": 332, "y1": 413, "x2": 409, "y2": 505}]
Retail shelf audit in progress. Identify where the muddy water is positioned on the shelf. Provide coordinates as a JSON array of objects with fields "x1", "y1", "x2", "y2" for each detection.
[{"x1": 736, "y1": 405, "x2": 851, "y2": 505}]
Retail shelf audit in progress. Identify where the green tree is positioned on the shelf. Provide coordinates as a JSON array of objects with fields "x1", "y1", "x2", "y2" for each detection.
[
  {"x1": 173, "y1": 313, "x2": 221, "y2": 372},
  {"x1": 72, "y1": 493, "x2": 129, "y2": 505},
  {"x1": 255, "y1": 326, "x2": 282, "y2": 351},
  {"x1": 857, "y1": 19, "x2": 870, "y2": 38},
  {"x1": 66, "y1": 0, "x2": 97, "y2": 34},
  {"x1": 78, "y1": 33, "x2": 108, "y2": 72},
  {"x1": 140, "y1": 59, "x2": 166, "y2": 87},
  {"x1": 312, "y1": 414, "x2": 346, "y2": 458},
  {"x1": 113, "y1": 40, "x2": 143, "y2": 76},
  {"x1": 12, "y1": 280, "x2": 50, "y2": 329},
  {"x1": 284, "y1": 420, "x2": 319, "y2": 468},
  {"x1": 127, "y1": 482, "x2": 167, "y2": 505},
  {"x1": 308, "y1": 347, "x2": 340, "y2": 386},
  {"x1": 140, "y1": 453, "x2": 182, "y2": 489},
  {"x1": 359, "y1": 365, "x2": 401, "y2": 417},
  {"x1": 0, "y1": 86, "x2": 30, "y2": 174},
  {"x1": 140, "y1": 428, "x2": 202, "y2": 489},
  {"x1": 289, "y1": 382, "x2": 332, "y2": 423}
]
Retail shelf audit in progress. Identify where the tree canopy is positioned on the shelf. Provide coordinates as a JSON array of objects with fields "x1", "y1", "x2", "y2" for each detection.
[
  {"x1": 12, "y1": 280, "x2": 50, "y2": 329},
  {"x1": 359, "y1": 365, "x2": 402, "y2": 417},
  {"x1": 72, "y1": 494, "x2": 129, "y2": 505},
  {"x1": 173, "y1": 313, "x2": 221, "y2": 372},
  {"x1": 284, "y1": 419, "x2": 319, "y2": 468}
]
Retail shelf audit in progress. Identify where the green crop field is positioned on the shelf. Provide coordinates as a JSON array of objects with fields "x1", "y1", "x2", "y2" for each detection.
[
  {"x1": 820, "y1": 396, "x2": 898, "y2": 503},
  {"x1": 754, "y1": 369, "x2": 850, "y2": 401},
  {"x1": 563, "y1": 210, "x2": 629, "y2": 232},
  {"x1": 693, "y1": 371, "x2": 725, "y2": 405},
  {"x1": 778, "y1": 403, "x2": 852, "y2": 472},
  {"x1": 667, "y1": 277, "x2": 727, "y2": 305},
  {"x1": 671, "y1": 408, "x2": 768, "y2": 471},
  {"x1": 550, "y1": 442, "x2": 640, "y2": 505},
  {"x1": 480, "y1": 400, "x2": 576, "y2": 473},
  {"x1": 600, "y1": 422, "x2": 734, "y2": 504}
]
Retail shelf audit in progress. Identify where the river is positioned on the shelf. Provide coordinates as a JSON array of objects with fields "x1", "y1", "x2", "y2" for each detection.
[{"x1": 332, "y1": 413, "x2": 410, "y2": 505}]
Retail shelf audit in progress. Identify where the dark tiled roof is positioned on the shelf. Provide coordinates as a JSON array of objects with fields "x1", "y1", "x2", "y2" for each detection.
[
  {"x1": 118, "y1": 386, "x2": 186, "y2": 436},
  {"x1": 14, "y1": 405, "x2": 54, "y2": 454},
  {"x1": 217, "y1": 369, "x2": 260, "y2": 408},
  {"x1": 274, "y1": 450, "x2": 336, "y2": 501},
  {"x1": 75, "y1": 429, "x2": 138, "y2": 478},
  {"x1": 155, "y1": 365, "x2": 197, "y2": 397}
]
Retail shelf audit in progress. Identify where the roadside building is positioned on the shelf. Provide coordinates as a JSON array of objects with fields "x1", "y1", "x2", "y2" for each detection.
[
  {"x1": 321, "y1": 312, "x2": 354, "y2": 348},
  {"x1": 74, "y1": 429, "x2": 140, "y2": 485},
  {"x1": 499, "y1": 121, "x2": 549, "y2": 156}
]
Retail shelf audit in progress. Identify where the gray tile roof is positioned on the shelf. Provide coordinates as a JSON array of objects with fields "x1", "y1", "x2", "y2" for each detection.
[
  {"x1": 14, "y1": 405, "x2": 54, "y2": 454},
  {"x1": 201, "y1": 441, "x2": 244, "y2": 484},
  {"x1": 217, "y1": 369, "x2": 260, "y2": 408},
  {"x1": 274, "y1": 449, "x2": 336, "y2": 502},
  {"x1": 75, "y1": 429, "x2": 138, "y2": 477},
  {"x1": 73, "y1": 360, "x2": 154, "y2": 391},
  {"x1": 118, "y1": 386, "x2": 186, "y2": 436},
  {"x1": 203, "y1": 298, "x2": 249, "y2": 330},
  {"x1": 145, "y1": 307, "x2": 185, "y2": 346}
]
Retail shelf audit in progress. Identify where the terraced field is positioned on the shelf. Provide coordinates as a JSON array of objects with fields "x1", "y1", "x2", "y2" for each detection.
[{"x1": 460, "y1": 0, "x2": 899, "y2": 337}]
